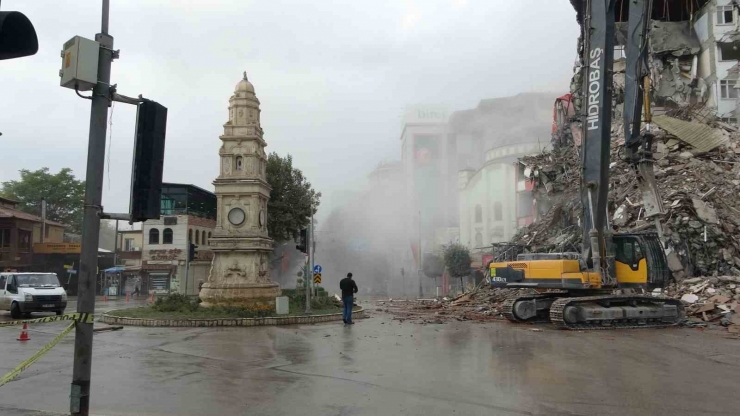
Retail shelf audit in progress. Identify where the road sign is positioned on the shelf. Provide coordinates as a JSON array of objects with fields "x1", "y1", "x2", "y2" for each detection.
[
  {"x1": 313, "y1": 265, "x2": 322, "y2": 274},
  {"x1": 313, "y1": 273, "x2": 321, "y2": 284}
]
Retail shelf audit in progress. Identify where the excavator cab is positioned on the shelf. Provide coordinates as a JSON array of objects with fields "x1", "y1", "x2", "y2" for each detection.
[{"x1": 613, "y1": 233, "x2": 670, "y2": 290}]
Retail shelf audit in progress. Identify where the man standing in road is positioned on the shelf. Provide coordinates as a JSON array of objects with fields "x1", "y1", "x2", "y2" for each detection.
[{"x1": 339, "y1": 272, "x2": 358, "y2": 325}]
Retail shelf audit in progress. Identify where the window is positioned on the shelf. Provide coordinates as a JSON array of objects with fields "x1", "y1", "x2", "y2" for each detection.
[
  {"x1": 474, "y1": 232, "x2": 483, "y2": 247},
  {"x1": 7, "y1": 275, "x2": 17, "y2": 293},
  {"x1": 494, "y1": 201, "x2": 503, "y2": 221},
  {"x1": 717, "y1": 43, "x2": 740, "y2": 61},
  {"x1": 717, "y1": 5, "x2": 734, "y2": 25},
  {"x1": 188, "y1": 229, "x2": 192, "y2": 243},
  {"x1": 149, "y1": 228, "x2": 160, "y2": 245},
  {"x1": 474, "y1": 205, "x2": 482, "y2": 223},
  {"x1": 613, "y1": 45, "x2": 626, "y2": 60},
  {"x1": 0, "y1": 275, "x2": 5, "y2": 290},
  {"x1": 615, "y1": 238, "x2": 645, "y2": 270},
  {"x1": 44, "y1": 225, "x2": 50, "y2": 239},
  {"x1": 203, "y1": 232, "x2": 207, "y2": 246},
  {"x1": 163, "y1": 228, "x2": 173, "y2": 244},
  {"x1": 721, "y1": 79, "x2": 739, "y2": 99},
  {"x1": 0, "y1": 229, "x2": 10, "y2": 248},
  {"x1": 124, "y1": 238, "x2": 135, "y2": 251},
  {"x1": 236, "y1": 156, "x2": 243, "y2": 171},
  {"x1": 195, "y1": 230, "x2": 200, "y2": 245},
  {"x1": 721, "y1": 117, "x2": 738, "y2": 125},
  {"x1": 18, "y1": 230, "x2": 31, "y2": 252}
]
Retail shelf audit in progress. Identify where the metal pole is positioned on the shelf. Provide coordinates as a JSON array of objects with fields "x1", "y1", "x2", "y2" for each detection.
[
  {"x1": 418, "y1": 210, "x2": 423, "y2": 299},
  {"x1": 71, "y1": 1, "x2": 113, "y2": 414},
  {"x1": 41, "y1": 199, "x2": 46, "y2": 243},
  {"x1": 113, "y1": 219, "x2": 118, "y2": 266},
  {"x1": 305, "y1": 211, "x2": 311, "y2": 313},
  {"x1": 184, "y1": 258, "x2": 190, "y2": 295},
  {"x1": 311, "y1": 212, "x2": 316, "y2": 297}
]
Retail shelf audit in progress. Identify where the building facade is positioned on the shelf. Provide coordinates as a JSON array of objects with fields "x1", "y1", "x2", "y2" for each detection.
[
  {"x1": 694, "y1": 0, "x2": 740, "y2": 122},
  {"x1": 116, "y1": 229, "x2": 143, "y2": 268},
  {"x1": 0, "y1": 196, "x2": 65, "y2": 271},
  {"x1": 458, "y1": 142, "x2": 542, "y2": 252},
  {"x1": 399, "y1": 105, "x2": 455, "y2": 269},
  {"x1": 141, "y1": 183, "x2": 216, "y2": 295}
]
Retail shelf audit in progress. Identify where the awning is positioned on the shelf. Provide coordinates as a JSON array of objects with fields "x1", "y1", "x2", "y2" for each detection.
[{"x1": 104, "y1": 266, "x2": 126, "y2": 273}]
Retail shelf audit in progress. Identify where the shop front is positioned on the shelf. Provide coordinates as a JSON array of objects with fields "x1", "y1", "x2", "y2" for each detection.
[{"x1": 142, "y1": 262, "x2": 176, "y2": 295}]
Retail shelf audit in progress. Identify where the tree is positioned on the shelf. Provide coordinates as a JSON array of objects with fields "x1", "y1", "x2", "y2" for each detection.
[
  {"x1": 443, "y1": 243, "x2": 472, "y2": 293},
  {"x1": 1, "y1": 167, "x2": 85, "y2": 233},
  {"x1": 266, "y1": 152, "x2": 321, "y2": 242},
  {"x1": 423, "y1": 252, "x2": 444, "y2": 287}
]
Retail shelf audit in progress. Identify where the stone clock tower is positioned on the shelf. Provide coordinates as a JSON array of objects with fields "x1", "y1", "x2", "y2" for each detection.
[{"x1": 199, "y1": 72, "x2": 280, "y2": 307}]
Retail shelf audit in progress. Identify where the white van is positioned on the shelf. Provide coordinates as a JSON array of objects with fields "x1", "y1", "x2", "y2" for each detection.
[{"x1": 0, "y1": 273, "x2": 67, "y2": 319}]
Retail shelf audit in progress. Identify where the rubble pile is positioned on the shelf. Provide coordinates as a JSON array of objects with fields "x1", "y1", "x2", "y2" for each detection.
[
  {"x1": 663, "y1": 275, "x2": 740, "y2": 333},
  {"x1": 514, "y1": 117, "x2": 740, "y2": 280},
  {"x1": 379, "y1": 286, "x2": 538, "y2": 324}
]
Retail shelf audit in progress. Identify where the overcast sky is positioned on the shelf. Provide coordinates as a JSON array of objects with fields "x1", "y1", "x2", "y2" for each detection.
[{"x1": 1, "y1": 0, "x2": 579, "y2": 221}]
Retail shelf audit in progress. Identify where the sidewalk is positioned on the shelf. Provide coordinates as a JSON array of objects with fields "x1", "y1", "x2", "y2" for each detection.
[{"x1": 67, "y1": 295, "x2": 154, "y2": 302}]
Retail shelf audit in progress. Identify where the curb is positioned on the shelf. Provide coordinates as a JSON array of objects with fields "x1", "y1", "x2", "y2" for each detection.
[{"x1": 101, "y1": 307, "x2": 365, "y2": 327}]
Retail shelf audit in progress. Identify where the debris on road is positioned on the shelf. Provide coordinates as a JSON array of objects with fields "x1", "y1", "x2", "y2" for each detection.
[
  {"x1": 666, "y1": 275, "x2": 740, "y2": 333},
  {"x1": 380, "y1": 286, "x2": 538, "y2": 324}
]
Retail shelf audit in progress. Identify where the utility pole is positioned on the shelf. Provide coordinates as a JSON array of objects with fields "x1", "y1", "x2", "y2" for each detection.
[{"x1": 71, "y1": 1, "x2": 113, "y2": 414}]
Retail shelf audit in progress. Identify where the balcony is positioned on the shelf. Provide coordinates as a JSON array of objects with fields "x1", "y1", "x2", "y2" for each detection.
[{"x1": 117, "y1": 250, "x2": 142, "y2": 260}]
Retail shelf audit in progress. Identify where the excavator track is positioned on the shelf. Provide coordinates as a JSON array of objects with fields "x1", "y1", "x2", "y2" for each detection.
[
  {"x1": 502, "y1": 292, "x2": 566, "y2": 323},
  {"x1": 549, "y1": 295, "x2": 684, "y2": 330}
]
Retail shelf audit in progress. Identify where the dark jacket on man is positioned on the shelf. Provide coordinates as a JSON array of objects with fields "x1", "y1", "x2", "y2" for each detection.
[{"x1": 340, "y1": 277, "x2": 358, "y2": 297}]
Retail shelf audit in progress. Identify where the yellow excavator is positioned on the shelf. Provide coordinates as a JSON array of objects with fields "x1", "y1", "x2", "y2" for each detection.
[{"x1": 489, "y1": 0, "x2": 684, "y2": 329}]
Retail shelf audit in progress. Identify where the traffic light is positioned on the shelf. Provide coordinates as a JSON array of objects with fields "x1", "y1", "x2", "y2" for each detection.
[
  {"x1": 188, "y1": 243, "x2": 198, "y2": 262},
  {"x1": 296, "y1": 228, "x2": 307, "y2": 253},
  {"x1": 0, "y1": 11, "x2": 38, "y2": 60},
  {"x1": 130, "y1": 100, "x2": 167, "y2": 222}
]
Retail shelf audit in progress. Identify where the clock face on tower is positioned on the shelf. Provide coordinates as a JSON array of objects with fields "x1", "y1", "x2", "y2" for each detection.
[{"x1": 228, "y1": 207, "x2": 246, "y2": 226}]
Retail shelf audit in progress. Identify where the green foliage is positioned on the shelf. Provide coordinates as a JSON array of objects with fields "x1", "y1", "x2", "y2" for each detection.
[
  {"x1": 443, "y1": 243, "x2": 472, "y2": 278},
  {"x1": 266, "y1": 152, "x2": 321, "y2": 242},
  {"x1": 422, "y1": 252, "x2": 444, "y2": 279},
  {"x1": 212, "y1": 304, "x2": 275, "y2": 318},
  {"x1": 151, "y1": 293, "x2": 274, "y2": 317},
  {"x1": 283, "y1": 288, "x2": 337, "y2": 311},
  {"x1": 153, "y1": 293, "x2": 199, "y2": 313},
  {"x1": 1, "y1": 167, "x2": 85, "y2": 233}
]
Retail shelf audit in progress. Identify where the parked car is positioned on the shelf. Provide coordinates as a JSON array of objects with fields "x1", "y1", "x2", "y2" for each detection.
[{"x1": 0, "y1": 272, "x2": 67, "y2": 319}]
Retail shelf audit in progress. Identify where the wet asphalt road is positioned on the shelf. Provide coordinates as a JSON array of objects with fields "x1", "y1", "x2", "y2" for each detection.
[{"x1": 1, "y1": 300, "x2": 739, "y2": 416}]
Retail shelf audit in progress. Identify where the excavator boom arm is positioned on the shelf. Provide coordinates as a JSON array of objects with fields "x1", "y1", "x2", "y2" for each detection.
[{"x1": 580, "y1": 0, "x2": 616, "y2": 281}]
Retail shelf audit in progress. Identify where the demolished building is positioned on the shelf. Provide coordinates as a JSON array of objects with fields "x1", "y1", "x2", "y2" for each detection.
[{"x1": 514, "y1": 0, "x2": 740, "y2": 283}]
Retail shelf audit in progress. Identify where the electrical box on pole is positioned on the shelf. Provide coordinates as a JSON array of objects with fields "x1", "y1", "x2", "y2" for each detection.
[
  {"x1": 130, "y1": 100, "x2": 168, "y2": 222},
  {"x1": 58, "y1": 36, "x2": 99, "y2": 91}
]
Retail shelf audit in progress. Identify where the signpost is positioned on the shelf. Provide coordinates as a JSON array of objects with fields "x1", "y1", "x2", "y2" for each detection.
[
  {"x1": 313, "y1": 273, "x2": 321, "y2": 284},
  {"x1": 313, "y1": 265, "x2": 322, "y2": 274}
]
